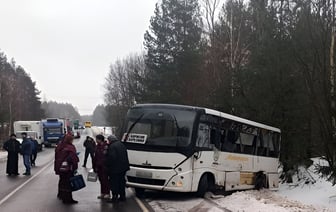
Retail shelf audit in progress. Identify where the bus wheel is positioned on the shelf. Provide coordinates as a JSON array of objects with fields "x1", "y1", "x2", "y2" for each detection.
[
  {"x1": 255, "y1": 171, "x2": 267, "y2": 190},
  {"x1": 196, "y1": 175, "x2": 208, "y2": 197},
  {"x1": 134, "y1": 188, "x2": 145, "y2": 198}
]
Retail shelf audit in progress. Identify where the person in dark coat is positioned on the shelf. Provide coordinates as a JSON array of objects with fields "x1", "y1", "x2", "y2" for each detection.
[
  {"x1": 3, "y1": 134, "x2": 21, "y2": 176},
  {"x1": 30, "y1": 137, "x2": 39, "y2": 167},
  {"x1": 21, "y1": 132, "x2": 33, "y2": 175},
  {"x1": 105, "y1": 135, "x2": 130, "y2": 202},
  {"x1": 54, "y1": 135, "x2": 79, "y2": 204},
  {"x1": 93, "y1": 134, "x2": 110, "y2": 199},
  {"x1": 82, "y1": 136, "x2": 96, "y2": 168}
]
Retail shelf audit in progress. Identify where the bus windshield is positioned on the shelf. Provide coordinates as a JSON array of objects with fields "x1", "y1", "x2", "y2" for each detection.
[
  {"x1": 44, "y1": 128, "x2": 62, "y2": 134},
  {"x1": 124, "y1": 107, "x2": 196, "y2": 147}
]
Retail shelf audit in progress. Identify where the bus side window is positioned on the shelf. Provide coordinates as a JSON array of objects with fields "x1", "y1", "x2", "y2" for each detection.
[
  {"x1": 256, "y1": 137, "x2": 263, "y2": 156},
  {"x1": 240, "y1": 133, "x2": 254, "y2": 154},
  {"x1": 257, "y1": 130, "x2": 270, "y2": 156},
  {"x1": 269, "y1": 133, "x2": 280, "y2": 157},
  {"x1": 196, "y1": 123, "x2": 212, "y2": 149},
  {"x1": 210, "y1": 128, "x2": 221, "y2": 149},
  {"x1": 221, "y1": 130, "x2": 238, "y2": 152}
]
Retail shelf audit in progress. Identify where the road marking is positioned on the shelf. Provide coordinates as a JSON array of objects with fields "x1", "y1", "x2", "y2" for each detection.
[
  {"x1": 134, "y1": 196, "x2": 149, "y2": 212},
  {"x1": 128, "y1": 188, "x2": 149, "y2": 212},
  {"x1": 0, "y1": 160, "x2": 54, "y2": 206}
]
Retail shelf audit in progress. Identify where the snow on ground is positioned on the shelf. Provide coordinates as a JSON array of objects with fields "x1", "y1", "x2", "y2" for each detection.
[
  {"x1": 278, "y1": 158, "x2": 336, "y2": 211},
  {"x1": 147, "y1": 158, "x2": 336, "y2": 211},
  {"x1": 148, "y1": 189, "x2": 332, "y2": 212},
  {"x1": 213, "y1": 189, "x2": 330, "y2": 212}
]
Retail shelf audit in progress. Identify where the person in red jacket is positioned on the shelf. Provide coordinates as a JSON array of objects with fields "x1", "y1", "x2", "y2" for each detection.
[
  {"x1": 54, "y1": 135, "x2": 79, "y2": 204},
  {"x1": 93, "y1": 134, "x2": 110, "y2": 199}
]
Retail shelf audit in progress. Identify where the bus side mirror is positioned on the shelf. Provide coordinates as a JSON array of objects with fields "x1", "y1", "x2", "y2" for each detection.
[{"x1": 194, "y1": 151, "x2": 200, "y2": 159}]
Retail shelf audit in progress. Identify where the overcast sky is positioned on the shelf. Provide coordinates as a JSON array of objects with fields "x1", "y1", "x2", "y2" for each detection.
[{"x1": 0, "y1": 0, "x2": 157, "y2": 115}]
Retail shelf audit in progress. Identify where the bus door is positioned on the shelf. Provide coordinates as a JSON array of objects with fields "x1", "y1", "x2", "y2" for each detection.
[{"x1": 193, "y1": 116, "x2": 225, "y2": 187}]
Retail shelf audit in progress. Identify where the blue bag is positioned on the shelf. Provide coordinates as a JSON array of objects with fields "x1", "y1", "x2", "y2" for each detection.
[{"x1": 70, "y1": 174, "x2": 86, "y2": 191}]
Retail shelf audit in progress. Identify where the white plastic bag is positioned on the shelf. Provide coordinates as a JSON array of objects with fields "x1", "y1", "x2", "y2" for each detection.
[{"x1": 87, "y1": 169, "x2": 98, "y2": 182}]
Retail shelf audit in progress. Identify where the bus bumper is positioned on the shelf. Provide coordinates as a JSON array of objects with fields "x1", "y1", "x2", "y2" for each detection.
[{"x1": 126, "y1": 166, "x2": 193, "y2": 192}]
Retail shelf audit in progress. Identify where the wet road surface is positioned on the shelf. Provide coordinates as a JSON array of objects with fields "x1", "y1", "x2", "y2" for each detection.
[{"x1": 0, "y1": 129, "x2": 146, "y2": 212}]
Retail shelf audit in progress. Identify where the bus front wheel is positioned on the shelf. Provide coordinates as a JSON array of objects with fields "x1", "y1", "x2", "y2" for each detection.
[{"x1": 196, "y1": 175, "x2": 208, "y2": 197}]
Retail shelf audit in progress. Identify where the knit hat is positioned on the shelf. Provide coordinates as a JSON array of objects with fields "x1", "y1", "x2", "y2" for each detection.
[{"x1": 107, "y1": 135, "x2": 118, "y2": 142}]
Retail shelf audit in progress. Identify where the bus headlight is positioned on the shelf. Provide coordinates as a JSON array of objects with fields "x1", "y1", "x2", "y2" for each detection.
[
  {"x1": 171, "y1": 181, "x2": 183, "y2": 187},
  {"x1": 176, "y1": 181, "x2": 183, "y2": 187}
]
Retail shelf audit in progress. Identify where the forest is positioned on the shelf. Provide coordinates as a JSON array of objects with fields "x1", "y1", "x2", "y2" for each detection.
[
  {"x1": 0, "y1": 52, "x2": 44, "y2": 142},
  {"x1": 0, "y1": 52, "x2": 85, "y2": 145},
  {"x1": 104, "y1": 0, "x2": 336, "y2": 183}
]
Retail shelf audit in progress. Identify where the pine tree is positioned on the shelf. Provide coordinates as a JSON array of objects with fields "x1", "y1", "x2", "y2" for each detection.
[{"x1": 144, "y1": 0, "x2": 204, "y2": 104}]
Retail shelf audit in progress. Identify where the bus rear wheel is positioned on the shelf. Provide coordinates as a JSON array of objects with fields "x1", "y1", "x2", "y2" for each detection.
[
  {"x1": 255, "y1": 171, "x2": 267, "y2": 190},
  {"x1": 196, "y1": 175, "x2": 209, "y2": 197}
]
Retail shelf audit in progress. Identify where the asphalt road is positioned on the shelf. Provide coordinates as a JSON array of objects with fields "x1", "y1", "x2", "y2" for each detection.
[{"x1": 0, "y1": 129, "x2": 146, "y2": 212}]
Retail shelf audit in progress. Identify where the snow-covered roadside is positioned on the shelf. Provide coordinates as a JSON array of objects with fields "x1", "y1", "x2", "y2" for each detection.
[
  {"x1": 277, "y1": 158, "x2": 336, "y2": 211},
  {"x1": 147, "y1": 158, "x2": 336, "y2": 211},
  {"x1": 148, "y1": 189, "x2": 330, "y2": 212},
  {"x1": 213, "y1": 189, "x2": 331, "y2": 212}
]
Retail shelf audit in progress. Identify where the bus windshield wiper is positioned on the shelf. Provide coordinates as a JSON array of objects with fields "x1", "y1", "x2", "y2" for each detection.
[{"x1": 123, "y1": 113, "x2": 144, "y2": 142}]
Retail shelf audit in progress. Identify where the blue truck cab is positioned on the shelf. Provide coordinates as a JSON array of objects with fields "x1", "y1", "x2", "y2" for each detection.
[{"x1": 42, "y1": 118, "x2": 65, "y2": 147}]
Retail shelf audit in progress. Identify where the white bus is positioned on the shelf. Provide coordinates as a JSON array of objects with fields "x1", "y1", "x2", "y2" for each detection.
[{"x1": 122, "y1": 104, "x2": 281, "y2": 197}]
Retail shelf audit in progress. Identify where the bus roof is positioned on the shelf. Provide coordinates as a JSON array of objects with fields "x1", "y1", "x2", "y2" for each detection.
[
  {"x1": 204, "y1": 108, "x2": 280, "y2": 133},
  {"x1": 133, "y1": 104, "x2": 281, "y2": 133}
]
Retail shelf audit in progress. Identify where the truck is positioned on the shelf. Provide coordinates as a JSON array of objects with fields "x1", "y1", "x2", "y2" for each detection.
[
  {"x1": 13, "y1": 121, "x2": 43, "y2": 151},
  {"x1": 73, "y1": 119, "x2": 79, "y2": 130},
  {"x1": 41, "y1": 118, "x2": 65, "y2": 147}
]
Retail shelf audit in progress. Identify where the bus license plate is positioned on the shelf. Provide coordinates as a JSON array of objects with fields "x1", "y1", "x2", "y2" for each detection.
[{"x1": 136, "y1": 171, "x2": 152, "y2": 178}]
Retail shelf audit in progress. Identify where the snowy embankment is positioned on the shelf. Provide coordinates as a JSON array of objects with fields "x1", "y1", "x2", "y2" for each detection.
[
  {"x1": 149, "y1": 189, "x2": 332, "y2": 212},
  {"x1": 148, "y1": 158, "x2": 336, "y2": 211},
  {"x1": 213, "y1": 189, "x2": 331, "y2": 212},
  {"x1": 277, "y1": 158, "x2": 336, "y2": 211}
]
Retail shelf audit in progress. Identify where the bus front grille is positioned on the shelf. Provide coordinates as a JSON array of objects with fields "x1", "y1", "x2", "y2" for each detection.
[{"x1": 127, "y1": 176, "x2": 166, "y2": 186}]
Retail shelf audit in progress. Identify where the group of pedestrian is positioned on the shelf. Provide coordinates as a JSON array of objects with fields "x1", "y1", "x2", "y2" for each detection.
[
  {"x1": 3, "y1": 132, "x2": 39, "y2": 176},
  {"x1": 54, "y1": 133, "x2": 129, "y2": 205},
  {"x1": 93, "y1": 134, "x2": 130, "y2": 202}
]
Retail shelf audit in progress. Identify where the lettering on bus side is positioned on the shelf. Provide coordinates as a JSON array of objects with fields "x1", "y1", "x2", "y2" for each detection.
[{"x1": 225, "y1": 154, "x2": 249, "y2": 162}]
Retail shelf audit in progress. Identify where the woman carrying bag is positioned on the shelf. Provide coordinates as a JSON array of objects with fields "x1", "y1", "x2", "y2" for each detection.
[
  {"x1": 54, "y1": 135, "x2": 79, "y2": 204},
  {"x1": 93, "y1": 134, "x2": 110, "y2": 200}
]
